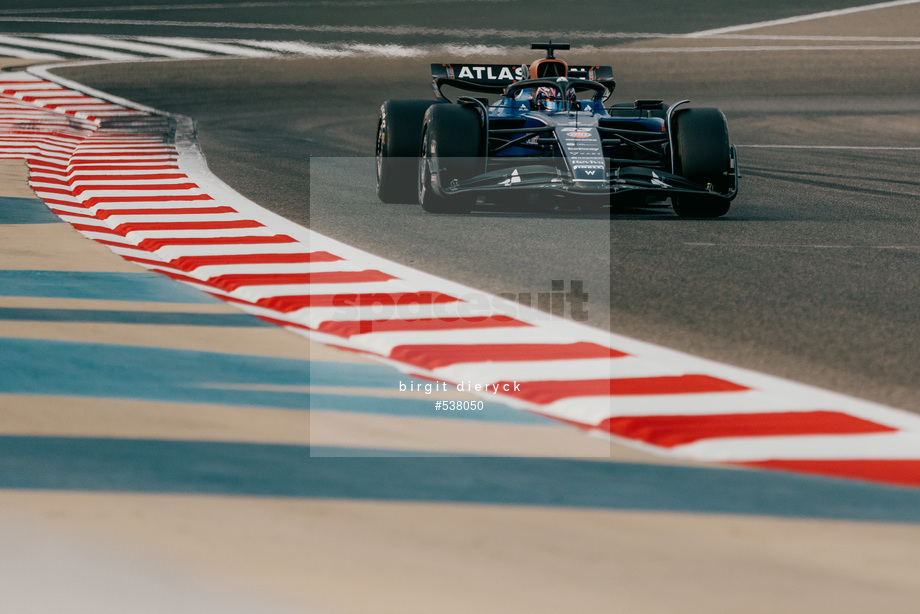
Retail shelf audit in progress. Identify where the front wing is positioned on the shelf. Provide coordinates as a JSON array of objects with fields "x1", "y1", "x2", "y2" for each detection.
[{"x1": 436, "y1": 147, "x2": 740, "y2": 202}]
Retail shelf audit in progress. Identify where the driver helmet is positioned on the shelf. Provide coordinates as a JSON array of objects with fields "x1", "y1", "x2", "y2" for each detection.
[{"x1": 532, "y1": 85, "x2": 577, "y2": 111}]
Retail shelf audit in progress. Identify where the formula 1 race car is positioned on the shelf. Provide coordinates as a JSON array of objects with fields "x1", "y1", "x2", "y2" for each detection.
[{"x1": 376, "y1": 42, "x2": 739, "y2": 217}]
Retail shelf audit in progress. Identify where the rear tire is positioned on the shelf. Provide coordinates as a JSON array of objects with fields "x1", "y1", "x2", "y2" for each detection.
[
  {"x1": 418, "y1": 104, "x2": 483, "y2": 214},
  {"x1": 671, "y1": 107, "x2": 732, "y2": 218},
  {"x1": 376, "y1": 99, "x2": 439, "y2": 203}
]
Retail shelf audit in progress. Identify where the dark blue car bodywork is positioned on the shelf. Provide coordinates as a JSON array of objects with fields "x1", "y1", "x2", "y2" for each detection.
[
  {"x1": 376, "y1": 43, "x2": 739, "y2": 216},
  {"x1": 429, "y1": 62, "x2": 738, "y2": 205}
]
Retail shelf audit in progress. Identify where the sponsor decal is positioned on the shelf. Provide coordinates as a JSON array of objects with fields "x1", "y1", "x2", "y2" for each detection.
[
  {"x1": 456, "y1": 65, "x2": 522, "y2": 81},
  {"x1": 556, "y1": 127, "x2": 605, "y2": 180}
]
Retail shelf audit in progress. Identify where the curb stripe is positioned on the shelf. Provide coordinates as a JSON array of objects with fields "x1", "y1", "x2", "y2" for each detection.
[
  {"x1": 388, "y1": 342, "x2": 625, "y2": 369},
  {"x1": 137, "y1": 235, "x2": 297, "y2": 249},
  {"x1": 206, "y1": 270, "x2": 397, "y2": 291},
  {"x1": 169, "y1": 251, "x2": 345, "y2": 270},
  {"x1": 601, "y1": 411, "x2": 898, "y2": 448},
  {"x1": 316, "y1": 314, "x2": 531, "y2": 338},
  {"x1": 258, "y1": 292, "x2": 463, "y2": 312},
  {"x1": 110, "y1": 220, "x2": 263, "y2": 232},
  {"x1": 94, "y1": 206, "x2": 238, "y2": 218},
  {"x1": 495, "y1": 375, "x2": 751, "y2": 405}
]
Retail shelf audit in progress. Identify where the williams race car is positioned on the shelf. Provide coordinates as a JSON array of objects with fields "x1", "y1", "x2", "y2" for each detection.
[{"x1": 376, "y1": 42, "x2": 739, "y2": 217}]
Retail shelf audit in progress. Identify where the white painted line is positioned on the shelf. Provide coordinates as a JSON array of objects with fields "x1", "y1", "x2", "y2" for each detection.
[
  {"x1": 299, "y1": 303, "x2": 520, "y2": 327},
  {"x1": 0, "y1": 2, "x2": 302, "y2": 14},
  {"x1": 348, "y1": 327, "x2": 586, "y2": 349},
  {"x1": 19, "y1": 99, "x2": 107, "y2": 107},
  {"x1": 67, "y1": 156, "x2": 176, "y2": 163},
  {"x1": 133, "y1": 36, "x2": 278, "y2": 58},
  {"x1": 67, "y1": 179, "x2": 195, "y2": 188},
  {"x1": 4, "y1": 149, "x2": 69, "y2": 161},
  {"x1": 5, "y1": 34, "x2": 920, "y2": 63},
  {"x1": 0, "y1": 0, "x2": 502, "y2": 15},
  {"x1": 187, "y1": 263, "x2": 317, "y2": 277},
  {"x1": 0, "y1": 43, "x2": 61, "y2": 59},
  {"x1": 0, "y1": 17, "x2": 666, "y2": 41},
  {"x1": 149, "y1": 243, "x2": 312, "y2": 258},
  {"x1": 114, "y1": 224, "x2": 259, "y2": 237},
  {"x1": 4, "y1": 89, "x2": 81, "y2": 97},
  {"x1": 70, "y1": 148, "x2": 175, "y2": 153},
  {"x1": 39, "y1": 34, "x2": 212, "y2": 59},
  {"x1": 349, "y1": 43, "x2": 428, "y2": 58},
  {"x1": 86, "y1": 213, "x2": 241, "y2": 227},
  {"x1": 225, "y1": 281, "x2": 409, "y2": 300},
  {"x1": 1, "y1": 141, "x2": 71, "y2": 153},
  {"x1": 0, "y1": 34, "x2": 143, "y2": 60},
  {"x1": 238, "y1": 40, "x2": 359, "y2": 57},
  {"x1": 685, "y1": 0, "x2": 920, "y2": 37}
]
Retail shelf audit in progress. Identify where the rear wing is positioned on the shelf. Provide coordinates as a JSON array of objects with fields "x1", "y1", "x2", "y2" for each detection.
[
  {"x1": 431, "y1": 63, "x2": 526, "y2": 87},
  {"x1": 431, "y1": 63, "x2": 614, "y2": 86},
  {"x1": 430, "y1": 63, "x2": 616, "y2": 101},
  {"x1": 569, "y1": 65, "x2": 614, "y2": 82}
]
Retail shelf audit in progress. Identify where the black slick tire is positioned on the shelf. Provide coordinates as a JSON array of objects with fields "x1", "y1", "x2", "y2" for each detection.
[
  {"x1": 671, "y1": 107, "x2": 733, "y2": 218},
  {"x1": 418, "y1": 104, "x2": 483, "y2": 214},
  {"x1": 376, "y1": 99, "x2": 438, "y2": 203}
]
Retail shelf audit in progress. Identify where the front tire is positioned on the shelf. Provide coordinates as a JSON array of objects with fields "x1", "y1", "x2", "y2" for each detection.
[
  {"x1": 671, "y1": 107, "x2": 733, "y2": 218},
  {"x1": 418, "y1": 104, "x2": 483, "y2": 214},
  {"x1": 376, "y1": 99, "x2": 439, "y2": 203}
]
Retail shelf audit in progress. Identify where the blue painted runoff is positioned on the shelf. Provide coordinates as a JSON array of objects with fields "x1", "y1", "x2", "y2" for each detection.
[
  {"x1": 0, "y1": 307, "x2": 273, "y2": 327},
  {"x1": 0, "y1": 337, "x2": 538, "y2": 422},
  {"x1": 0, "y1": 270, "x2": 222, "y2": 303},
  {"x1": 2, "y1": 436, "x2": 920, "y2": 522},
  {"x1": 0, "y1": 197, "x2": 62, "y2": 224}
]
